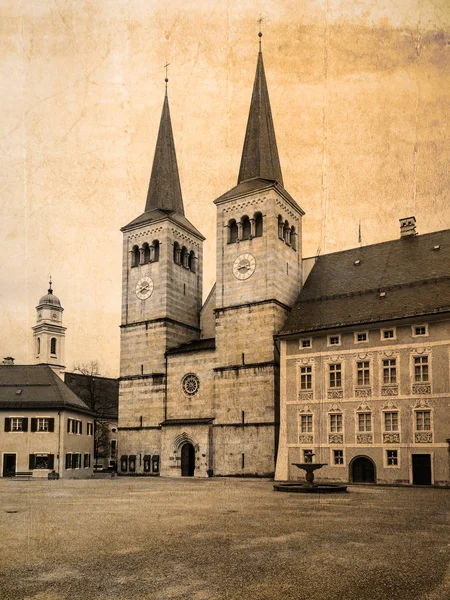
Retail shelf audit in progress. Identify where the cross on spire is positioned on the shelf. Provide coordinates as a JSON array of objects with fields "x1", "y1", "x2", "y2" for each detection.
[
  {"x1": 48, "y1": 276, "x2": 53, "y2": 294},
  {"x1": 164, "y1": 62, "x2": 170, "y2": 93},
  {"x1": 257, "y1": 15, "x2": 264, "y2": 49}
]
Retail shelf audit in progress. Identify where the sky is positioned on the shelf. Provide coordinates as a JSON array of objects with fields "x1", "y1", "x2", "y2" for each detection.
[{"x1": 1, "y1": 0, "x2": 450, "y2": 377}]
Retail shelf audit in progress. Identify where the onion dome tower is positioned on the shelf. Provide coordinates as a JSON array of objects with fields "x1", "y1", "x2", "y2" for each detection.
[{"x1": 32, "y1": 278, "x2": 66, "y2": 379}]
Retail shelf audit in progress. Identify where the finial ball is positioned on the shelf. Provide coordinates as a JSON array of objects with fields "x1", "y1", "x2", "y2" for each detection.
[
  {"x1": 165, "y1": 78, "x2": 169, "y2": 83},
  {"x1": 258, "y1": 31, "x2": 262, "y2": 37}
]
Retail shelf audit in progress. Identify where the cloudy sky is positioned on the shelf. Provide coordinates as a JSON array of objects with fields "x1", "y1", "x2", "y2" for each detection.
[{"x1": 1, "y1": 0, "x2": 449, "y2": 376}]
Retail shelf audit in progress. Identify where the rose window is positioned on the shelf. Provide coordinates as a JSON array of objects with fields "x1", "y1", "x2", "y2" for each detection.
[{"x1": 182, "y1": 373, "x2": 200, "y2": 396}]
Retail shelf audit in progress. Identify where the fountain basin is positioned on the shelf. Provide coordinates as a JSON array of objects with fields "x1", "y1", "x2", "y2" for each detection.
[
  {"x1": 273, "y1": 458, "x2": 348, "y2": 493},
  {"x1": 274, "y1": 482, "x2": 348, "y2": 493}
]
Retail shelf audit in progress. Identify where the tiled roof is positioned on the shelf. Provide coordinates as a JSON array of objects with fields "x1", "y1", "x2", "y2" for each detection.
[
  {"x1": 279, "y1": 229, "x2": 450, "y2": 335},
  {"x1": 0, "y1": 365, "x2": 93, "y2": 414},
  {"x1": 166, "y1": 338, "x2": 216, "y2": 356}
]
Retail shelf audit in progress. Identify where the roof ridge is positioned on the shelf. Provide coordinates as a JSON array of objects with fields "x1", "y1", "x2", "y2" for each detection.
[{"x1": 297, "y1": 275, "x2": 450, "y2": 304}]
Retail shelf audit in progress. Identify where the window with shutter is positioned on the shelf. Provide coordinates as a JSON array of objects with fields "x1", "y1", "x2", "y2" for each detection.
[
  {"x1": 67, "y1": 419, "x2": 71, "y2": 433},
  {"x1": 65, "y1": 454, "x2": 72, "y2": 469},
  {"x1": 48, "y1": 418, "x2": 55, "y2": 432},
  {"x1": 48, "y1": 454, "x2": 55, "y2": 470},
  {"x1": 22, "y1": 418, "x2": 28, "y2": 432},
  {"x1": 4, "y1": 417, "x2": 11, "y2": 432},
  {"x1": 31, "y1": 418, "x2": 37, "y2": 432},
  {"x1": 29, "y1": 454, "x2": 36, "y2": 469}
]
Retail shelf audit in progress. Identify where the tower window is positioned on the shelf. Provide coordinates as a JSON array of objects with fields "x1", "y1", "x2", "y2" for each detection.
[
  {"x1": 283, "y1": 220, "x2": 291, "y2": 245},
  {"x1": 50, "y1": 338, "x2": 57, "y2": 355},
  {"x1": 241, "y1": 216, "x2": 251, "y2": 240},
  {"x1": 290, "y1": 226, "x2": 297, "y2": 250},
  {"x1": 152, "y1": 240, "x2": 160, "y2": 262},
  {"x1": 173, "y1": 242, "x2": 181, "y2": 264},
  {"x1": 278, "y1": 215, "x2": 284, "y2": 239},
  {"x1": 37, "y1": 337, "x2": 40, "y2": 355},
  {"x1": 143, "y1": 243, "x2": 150, "y2": 264},
  {"x1": 131, "y1": 245, "x2": 140, "y2": 267},
  {"x1": 188, "y1": 251, "x2": 197, "y2": 273},
  {"x1": 181, "y1": 246, "x2": 188, "y2": 268},
  {"x1": 254, "y1": 212, "x2": 263, "y2": 237},
  {"x1": 228, "y1": 219, "x2": 238, "y2": 244}
]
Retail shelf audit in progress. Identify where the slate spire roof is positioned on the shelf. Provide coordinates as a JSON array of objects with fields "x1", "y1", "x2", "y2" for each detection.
[
  {"x1": 145, "y1": 89, "x2": 184, "y2": 215},
  {"x1": 237, "y1": 44, "x2": 283, "y2": 185}
]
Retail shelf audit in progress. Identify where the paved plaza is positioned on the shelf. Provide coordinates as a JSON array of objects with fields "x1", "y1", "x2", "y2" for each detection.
[{"x1": 0, "y1": 477, "x2": 449, "y2": 600}]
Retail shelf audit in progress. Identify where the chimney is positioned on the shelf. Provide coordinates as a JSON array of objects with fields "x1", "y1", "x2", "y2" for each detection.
[
  {"x1": 2, "y1": 357, "x2": 15, "y2": 365},
  {"x1": 399, "y1": 216, "x2": 417, "y2": 238}
]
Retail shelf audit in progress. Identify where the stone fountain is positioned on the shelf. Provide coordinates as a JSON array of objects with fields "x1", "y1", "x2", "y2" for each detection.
[{"x1": 274, "y1": 453, "x2": 348, "y2": 494}]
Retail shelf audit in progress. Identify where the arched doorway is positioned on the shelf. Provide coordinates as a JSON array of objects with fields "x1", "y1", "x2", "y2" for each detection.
[
  {"x1": 350, "y1": 456, "x2": 376, "y2": 484},
  {"x1": 181, "y1": 442, "x2": 195, "y2": 476}
]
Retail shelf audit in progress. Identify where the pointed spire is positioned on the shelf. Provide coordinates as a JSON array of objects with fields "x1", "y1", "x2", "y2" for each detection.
[
  {"x1": 48, "y1": 276, "x2": 53, "y2": 294},
  {"x1": 145, "y1": 78, "x2": 184, "y2": 215},
  {"x1": 237, "y1": 36, "x2": 283, "y2": 186}
]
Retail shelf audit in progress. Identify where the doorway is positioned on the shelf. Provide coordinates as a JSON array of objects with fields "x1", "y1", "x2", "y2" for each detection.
[
  {"x1": 412, "y1": 454, "x2": 432, "y2": 485},
  {"x1": 181, "y1": 443, "x2": 195, "y2": 476},
  {"x1": 351, "y1": 456, "x2": 375, "y2": 483},
  {"x1": 3, "y1": 454, "x2": 16, "y2": 477}
]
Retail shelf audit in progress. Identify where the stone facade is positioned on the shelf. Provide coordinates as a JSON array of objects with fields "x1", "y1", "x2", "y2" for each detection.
[{"x1": 276, "y1": 319, "x2": 450, "y2": 486}]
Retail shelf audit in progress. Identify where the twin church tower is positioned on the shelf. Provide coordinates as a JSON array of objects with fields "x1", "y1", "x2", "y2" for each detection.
[{"x1": 118, "y1": 39, "x2": 304, "y2": 476}]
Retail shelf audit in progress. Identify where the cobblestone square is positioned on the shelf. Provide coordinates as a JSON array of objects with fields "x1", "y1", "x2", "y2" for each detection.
[{"x1": 0, "y1": 478, "x2": 449, "y2": 600}]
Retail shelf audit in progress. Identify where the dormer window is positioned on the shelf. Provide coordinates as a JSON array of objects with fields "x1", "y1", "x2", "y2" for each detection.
[
  {"x1": 328, "y1": 335, "x2": 341, "y2": 347},
  {"x1": 381, "y1": 328, "x2": 396, "y2": 340},
  {"x1": 412, "y1": 324, "x2": 428, "y2": 337}
]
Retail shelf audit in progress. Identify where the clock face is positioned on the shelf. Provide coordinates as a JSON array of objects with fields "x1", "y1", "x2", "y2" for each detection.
[
  {"x1": 136, "y1": 276, "x2": 154, "y2": 300},
  {"x1": 51, "y1": 313, "x2": 58, "y2": 320},
  {"x1": 233, "y1": 253, "x2": 256, "y2": 280}
]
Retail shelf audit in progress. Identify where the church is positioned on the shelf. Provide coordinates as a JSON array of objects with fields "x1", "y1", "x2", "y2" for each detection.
[
  {"x1": 117, "y1": 37, "x2": 301, "y2": 477},
  {"x1": 117, "y1": 37, "x2": 450, "y2": 484}
]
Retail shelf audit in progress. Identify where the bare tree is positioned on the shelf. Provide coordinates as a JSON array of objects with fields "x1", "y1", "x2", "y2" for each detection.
[{"x1": 68, "y1": 361, "x2": 118, "y2": 467}]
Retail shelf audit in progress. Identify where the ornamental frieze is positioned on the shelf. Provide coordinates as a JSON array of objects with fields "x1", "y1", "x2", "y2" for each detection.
[
  {"x1": 355, "y1": 388, "x2": 372, "y2": 398},
  {"x1": 412, "y1": 383, "x2": 431, "y2": 395},
  {"x1": 327, "y1": 390, "x2": 343, "y2": 400},
  {"x1": 415, "y1": 432, "x2": 432, "y2": 443},
  {"x1": 383, "y1": 433, "x2": 400, "y2": 443},
  {"x1": 299, "y1": 434, "x2": 314, "y2": 444},
  {"x1": 381, "y1": 385, "x2": 398, "y2": 396},
  {"x1": 298, "y1": 391, "x2": 314, "y2": 401},
  {"x1": 328, "y1": 434, "x2": 343, "y2": 444},
  {"x1": 356, "y1": 434, "x2": 373, "y2": 444}
]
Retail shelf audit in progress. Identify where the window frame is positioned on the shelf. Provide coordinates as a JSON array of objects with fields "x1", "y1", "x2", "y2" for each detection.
[
  {"x1": 413, "y1": 355, "x2": 429, "y2": 383},
  {"x1": 328, "y1": 363, "x2": 342, "y2": 389},
  {"x1": 412, "y1": 324, "x2": 428, "y2": 338},
  {"x1": 300, "y1": 414, "x2": 313, "y2": 433},
  {"x1": 327, "y1": 335, "x2": 341, "y2": 347},
  {"x1": 300, "y1": 365, "x2": 312, "y2": 390},
  {"x1": 357, "y1": 412, "x2": 372, "y2": 433},
  {"x1": 299, "y1": 338, "x2": 312, "y2": 349},
  {"x1": 329, "y1": 412, "x2": 343, "y2": 433},
  {"x1": 383, "y1": 410, "x2": 399, "y2": 432},
  {"x1": 381, "y1": 328, "x2": 396, "y2": 341},
  {"x1": 385, "y1": 449, "x2": 399, "y2": 468},
  {"x1": 356, "y1": 360, "x2": 371, "y2": 387},
  {"x1": 382, "y1": 357, "x2": 397, "y2": 385},
  {"x1": 415, "y1": 409, "x2": 431, "y2": 432},
  {"x1": 332, "y1": 449, "x2": 345, "y2": 466},
  {"x1": 354, "y1": 331, "x2": 368, "y2": 344}
]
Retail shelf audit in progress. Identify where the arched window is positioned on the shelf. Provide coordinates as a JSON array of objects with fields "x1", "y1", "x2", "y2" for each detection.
[
  {"x1": 37, "y1": 338, "x2": 40, "y2": 355},
  {"x1": 290, "y1": 226, "x2": 297, "y2": 250},
  {"x1": 131, "y1": 245, "x2": 140, "y2": 267},
  {"x1": 181, "y1": 246, "x2": 188, "y2": 268},
  {"x1": 50, "y1": 338, "x2": 57, "y2": 355},
  {"x1": 173, "y1": 242, "x2": 181, "y2": 264},
  {"x1": 152, "y1": 240, "x2": 160, "y2": 262},
  {"x1": 228, "y1": 219, "x2": 238, "y2": 243},
  {"x1": 188, "y1": 251, "x2": 197, "y2": 273},
  {"x1": 143, "y1": 243, "x2": 150, "y2": 264},
  {"x1": 278, "y1": 215, "x2": 284, "y2": 239},
  {"x1": 241, "y1": 216, "x2": 251, "y2": 240},
  {"x1": 283, "y1": 220, "x2": 290, "y2": 244},
  {"x1": 254, "y1": 212, "x2": 263, "y2": 237}
]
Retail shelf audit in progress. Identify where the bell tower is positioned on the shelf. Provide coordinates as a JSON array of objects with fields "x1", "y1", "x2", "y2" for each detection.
[
  {"x1": 214, "y1": 35, "x2": 304, "y2": 367},
  {"x1": 32, "y1": 278, "x2": 66, "y2": 379},
  {"x1": 118, "y1": 79, "x2": 204, "y2": 463}
]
